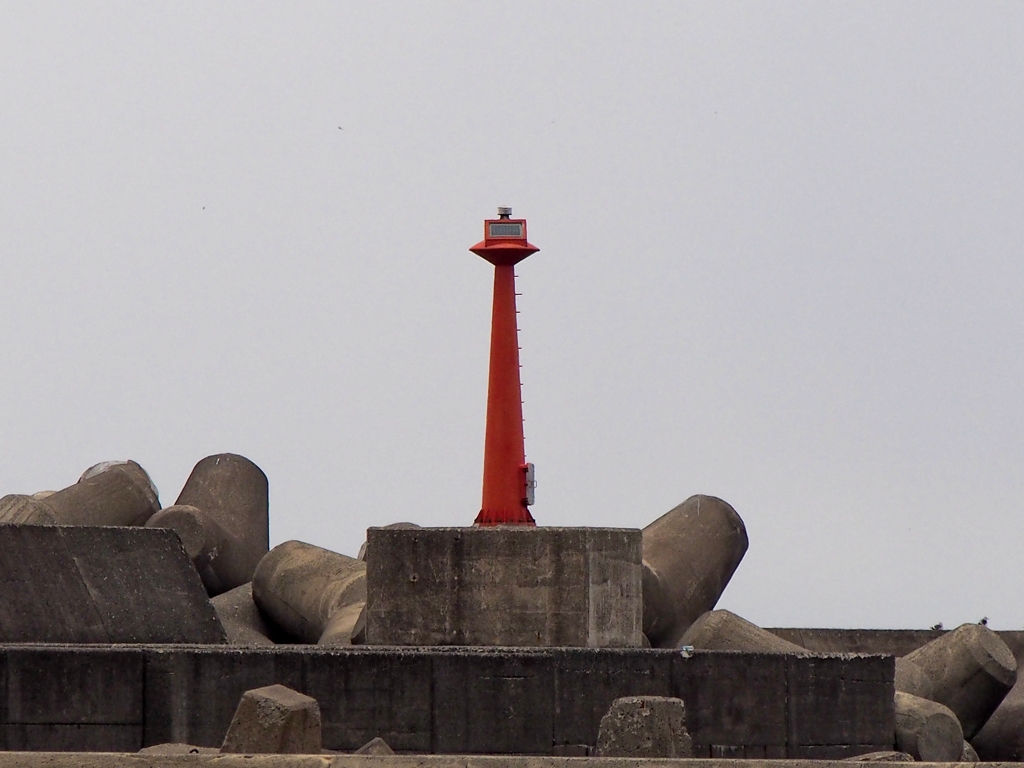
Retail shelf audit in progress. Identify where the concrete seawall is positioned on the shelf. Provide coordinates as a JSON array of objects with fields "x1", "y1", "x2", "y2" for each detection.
[{"x1": 0, "y1": 646, "x2": 893, "y2": 757}]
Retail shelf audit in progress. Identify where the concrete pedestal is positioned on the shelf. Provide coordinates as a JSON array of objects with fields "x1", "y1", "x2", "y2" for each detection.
[{"x1": 365, "y1": 526, "x2": 643, "y2": 647}]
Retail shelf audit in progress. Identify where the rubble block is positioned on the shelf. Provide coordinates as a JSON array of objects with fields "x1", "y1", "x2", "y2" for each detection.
[
  {"x1": 897, "y1": 622, "x2": 1017, "y2": 738},
  {"x1": 894, "y1": 691, "x2": 963, "y2": 762},
  {"x1": 149, "y1": 454, "x2": 269, "y2": 597},
  {"x1": 642, "y1": 495, "x2": 748, "y2": 648},
  {"x1": 595, "y1": 696, "x2": 693, "y2": 757},
  {"x1": 365, "y1": 527, "x2": 643, "y2": 647},
  {"x1": 253, "y1": 541, "x2": 366, "y2": 645},
  {"x1": 220, "y1": 684, "x2": 321, "y2": 754},
  {"x1": 681, "y1": 610, "x2": 809, "y2": 653},
  {"x1": 211, "y1": 583, "x2": 275, "y2": 647},
  {"x1": 0, "y1": 524, "x2": 226, "y2": 643},
  {"x1": 0, "y1": 460, "x2": 160, "y2": 527}
]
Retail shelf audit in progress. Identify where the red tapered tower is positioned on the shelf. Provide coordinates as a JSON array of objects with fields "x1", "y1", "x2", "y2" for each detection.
[{"x1": 471, "y1": 207, "x2": 538, "y2": 526}]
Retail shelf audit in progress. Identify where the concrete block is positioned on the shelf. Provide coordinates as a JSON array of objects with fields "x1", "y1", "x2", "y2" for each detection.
[
  {"x1": 431, "y1": 650, "x2": 554, "y2": 754},
  {"x1": 642, "y1": 494, "x2": 748, "y2": 648},
  {"x1": 365, "y1": 526, "x2": 643, "y2": 648},
  {"x1": 143, "y1": 647, "x2": 305, "y2": 748},
  {"x1": 150, "y1": 454, "x2": 269, "y2": 596},
  {"x1": 303, "y1": 649, "x2": 432, "y2": 753},
  {"x1": 898, "y1": 622, "x2": 1017, "y2": 738},
  {"x1": 552, "y1": 649, "x2": 673, "y2": 750},
  {"x1": 221, "y1": 684, "x2": 321, "y2": 754},
  {"x1": 681, "y1": 610, "x2": 808, "y2": 653},
  {"x1": 354, "y1": 736, "x2": 394, "y2": 755},
  {"x1": 787, "y1": 654, "x2": 895, "y2": 748},
  {"x1": 894, "y1": 691, "x2": 963, "y2": 762},
  {"x1": 0, "y1": 460, "x2": 160, "y2": 527},
  {"x1": 253, "y1": 541, "x2": 366, "y2": 645},
  {"x1": 212, "y1": 583, "x2": 276, "y2": 646},
  {"x1": 0, "y1": 525, "x2": 225, "y2": 643},
  {"x1": 595, "y1": 696, "x2": 693, "y2": 757},
  {"x1": 672, "y1": 651, "x2": 788, "y2": 749}
]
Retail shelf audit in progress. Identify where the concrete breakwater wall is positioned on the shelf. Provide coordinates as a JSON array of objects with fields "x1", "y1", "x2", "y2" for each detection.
[{"x1": 0, "y1": 646, "x2": 892, "y2": 757}]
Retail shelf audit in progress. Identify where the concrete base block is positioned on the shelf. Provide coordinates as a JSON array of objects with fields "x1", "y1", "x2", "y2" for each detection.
[
  {"x1": 596, "y1": 696, "x2": 693, "y2": 758},
  {"x1": 365, "y1": 526, "x2": 643, "y2": 648},
  {"x1": 220, "y1": 684, "x2": 321, "y2": 755}
]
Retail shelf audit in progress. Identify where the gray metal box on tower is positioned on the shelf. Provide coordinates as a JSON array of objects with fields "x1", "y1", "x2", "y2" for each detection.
[{"x1": 364, "y1": 526, "x2": 643, "y2": 647}]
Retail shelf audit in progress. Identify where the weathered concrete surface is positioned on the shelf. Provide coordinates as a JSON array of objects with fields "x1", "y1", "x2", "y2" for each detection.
[
  {"x1": 0, "y1": 460, "x2": 160, "y2": 527},
  {"x1": 893, "y1": 692, "x2": 963, "y2": 762},
  {"x1": 0, "y1": 645, "x2": 894, "y2": 756},
  {"x1": 0, "y1": 525, "x2": 226, "y2": 643},
  {"x1": 642, "y1": 495, "x2": 748, "y2": 649},
  {"x1": 897, "y1": 623, "x2": 1017, "y2": 739},
  {"x1": 596, "y1": 696, "x2": 692, "y2": 758},
  {"x1": 365, "y1": 527, "x2": 643, "y2": 648},
  {"x1": 221, "y1": 684, "x2": 322, "y2": 754},
  {"x1": 681, "y1": 610, "x2": 808, "y2": 653},
  {"x1": 212, "y1": 583, "x2": 276, "y2": 646},
  {"x1": 253, "y1": 541, "x2": 366, "y2": 645},
  {"x1": 151, "y1": 454, "x2": 269, "y2": 596}
]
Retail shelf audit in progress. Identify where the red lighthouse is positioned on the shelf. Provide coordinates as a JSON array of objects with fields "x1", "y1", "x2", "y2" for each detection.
[{"x1": 471, "y1": 207, "x2": 538, "y2": 526}]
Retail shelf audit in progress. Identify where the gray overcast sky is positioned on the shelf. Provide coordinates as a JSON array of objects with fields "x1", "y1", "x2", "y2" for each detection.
[{"x1": 2, "y1": 3, "x2": 1023, "y2": 630}]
